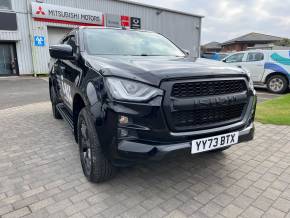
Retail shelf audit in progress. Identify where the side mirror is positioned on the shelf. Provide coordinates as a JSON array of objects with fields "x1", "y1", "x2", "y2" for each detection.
[
  {"x1": 182, "y1": 49, "x2": 190, "y2": 56},
  {"x1": 49, "y1": 44, "x2": 74, "y2": 60},
  {"x1": 222, "y1": 59, "x2": 227, "y2": 63}
]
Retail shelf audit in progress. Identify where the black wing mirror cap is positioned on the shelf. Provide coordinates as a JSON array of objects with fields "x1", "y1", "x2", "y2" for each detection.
[{"x1": 49, "y1": 44, "x2": 74, "y2": 60}]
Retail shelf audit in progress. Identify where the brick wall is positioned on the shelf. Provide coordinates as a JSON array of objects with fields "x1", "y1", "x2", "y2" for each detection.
[{"x1": 222, "y1": 43, "x2": 247, "y2": 52}]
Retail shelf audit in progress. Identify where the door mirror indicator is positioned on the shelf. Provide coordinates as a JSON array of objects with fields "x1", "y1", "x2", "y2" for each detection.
[{"x1": 49, "y1": 44, "x2": 74, "y2": 60}]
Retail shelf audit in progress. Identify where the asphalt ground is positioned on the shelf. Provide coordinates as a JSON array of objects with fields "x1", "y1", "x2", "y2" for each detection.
[
  {"x1": 0, "y1": 77, "x2": 49, "y2": 110},
  {"x1": 255, "y1": 88, "x2": 284, "y2": 103}
]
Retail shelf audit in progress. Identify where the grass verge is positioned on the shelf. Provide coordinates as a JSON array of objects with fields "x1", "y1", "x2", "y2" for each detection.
[{"x1": 256, "y1": 94, "x2": 290, "y2": 125}]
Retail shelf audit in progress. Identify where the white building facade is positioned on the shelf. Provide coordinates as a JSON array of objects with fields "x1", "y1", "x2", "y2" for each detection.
[{"x1": 0, "y1": 0, "x2": 202, "y2": 76}]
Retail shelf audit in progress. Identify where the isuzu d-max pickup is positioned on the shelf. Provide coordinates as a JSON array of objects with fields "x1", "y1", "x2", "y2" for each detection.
[{"x1": 49, "y1": 27, "x2": 256, "y2": 182}]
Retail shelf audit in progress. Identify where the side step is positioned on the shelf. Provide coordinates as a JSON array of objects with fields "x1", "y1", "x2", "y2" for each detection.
[
  {"x1": 56, "y1": 103, "x2": 74, "y2": 131},
  {"x1": 253, "y1": 82, "x2": 267, "y2": 89}
]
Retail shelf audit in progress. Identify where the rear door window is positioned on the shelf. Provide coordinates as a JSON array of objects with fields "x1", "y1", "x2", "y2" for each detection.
[{"x1": 246, "y1": 52, "x2": 264, "y2": 62}]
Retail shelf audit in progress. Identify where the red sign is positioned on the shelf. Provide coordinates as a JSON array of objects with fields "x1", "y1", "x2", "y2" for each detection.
[
  {"x1": 31, "y1": 2, "x2": 104, "y2": 26},
  {"x1": 121, "y1": 16, "x2": 130, "y2": 27}
]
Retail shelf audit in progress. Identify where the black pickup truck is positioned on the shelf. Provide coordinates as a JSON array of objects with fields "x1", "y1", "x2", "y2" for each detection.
[{"x1": 49, "y1": 27, "x2": 256, "y2": 183}]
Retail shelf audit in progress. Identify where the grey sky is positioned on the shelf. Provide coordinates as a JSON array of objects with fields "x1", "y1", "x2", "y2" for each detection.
[{"x1": 133, "y1": 0, "x2": 290, "y2": 44}]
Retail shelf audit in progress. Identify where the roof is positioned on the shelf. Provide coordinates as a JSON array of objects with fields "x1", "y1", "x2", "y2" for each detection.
[
  {"x1": 247, "y1": 44, "x2": 290, "y2": 50},
  {"x1": 222, "y1": 32, "x2": 283, "y2": 45},
  {"x1": 203, "y1": 41, "x2": 222, "y2": 49},
  {"x1": 116, "y1": 0, "x2": 204, "y2": 18}
]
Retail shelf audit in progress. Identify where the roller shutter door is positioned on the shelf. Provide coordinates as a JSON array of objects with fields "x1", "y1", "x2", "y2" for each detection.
[{"x1": 47, "y1": 27, "x2": 71, "y2": 46}]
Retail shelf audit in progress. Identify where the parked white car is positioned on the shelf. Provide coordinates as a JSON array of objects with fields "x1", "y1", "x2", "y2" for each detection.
[{"x1": 222, "y1": 50, "x2": 290, "y2": 93}]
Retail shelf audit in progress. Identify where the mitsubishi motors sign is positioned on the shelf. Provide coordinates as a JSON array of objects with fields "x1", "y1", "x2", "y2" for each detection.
[{"x1": 31, "y1": 2, "x2": 104, "y2": 26}]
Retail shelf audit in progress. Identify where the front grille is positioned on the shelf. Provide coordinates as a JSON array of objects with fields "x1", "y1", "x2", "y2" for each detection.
[
  {"x1": 161, "y1": 78, "x2": 249, "y2": 132},
  {"x1": 172, "y1": 104, "x2": 245, "y2": 130},
  {"x1": 171, "y1": 80, "x2": 247, "y2": 98}
]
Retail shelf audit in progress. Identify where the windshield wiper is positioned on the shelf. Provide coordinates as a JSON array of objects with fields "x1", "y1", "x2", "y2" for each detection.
[{"x1": 130, "y1": 54, "x2": 164, "y2": 56}]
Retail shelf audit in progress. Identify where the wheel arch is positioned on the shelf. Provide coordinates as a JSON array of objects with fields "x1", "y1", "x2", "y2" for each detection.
[
  {"x1": 73, "y1": 93, "x2": 86, "y2": 142},
  {"x1": 265, "y1": 72, "x2": 289, "y2": 85},
  {"x1": 49, "y1": 78, "x2": 53, "y2": 101}
]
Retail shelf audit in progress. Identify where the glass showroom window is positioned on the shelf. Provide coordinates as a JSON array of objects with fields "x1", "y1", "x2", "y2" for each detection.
[{"x1": 0, "y1": 0, "x2": 12, "y2": 10}]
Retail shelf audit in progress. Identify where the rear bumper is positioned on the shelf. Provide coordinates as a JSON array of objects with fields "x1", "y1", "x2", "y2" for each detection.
[{"x1": 117, "y1": 123, "x2": 255, "y2": 161}]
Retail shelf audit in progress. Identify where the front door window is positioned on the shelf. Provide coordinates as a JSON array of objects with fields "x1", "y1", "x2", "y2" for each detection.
[{"x1": 225, "y1": 53, "x2": 244, "y2": 63}]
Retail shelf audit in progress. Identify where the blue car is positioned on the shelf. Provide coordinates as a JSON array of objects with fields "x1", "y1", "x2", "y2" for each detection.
[{"x1": 202, "y1": 52, "x2": 230, "y2": 61}]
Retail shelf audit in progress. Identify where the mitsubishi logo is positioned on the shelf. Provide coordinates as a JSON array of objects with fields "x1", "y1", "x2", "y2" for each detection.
[{"x1": 36, "y1": 6, "x2": 45, "y2": 15}]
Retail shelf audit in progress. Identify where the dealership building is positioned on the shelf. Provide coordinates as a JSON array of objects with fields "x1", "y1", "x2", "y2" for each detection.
[{"x1": 0, "y1": 0, "x2": 202, "y2": 76}]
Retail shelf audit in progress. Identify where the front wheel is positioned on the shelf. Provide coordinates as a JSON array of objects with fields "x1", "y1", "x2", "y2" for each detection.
[
  {"x1": 77, "y1": 108, "x2": 116, "y2": 183},
  {"x1": 267, "y1": 75, "x2": 288, "y2": 94}
]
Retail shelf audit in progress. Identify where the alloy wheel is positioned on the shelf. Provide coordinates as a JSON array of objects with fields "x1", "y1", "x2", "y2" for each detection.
[
  {"x1": 80, "y1": 121, "x2": 92, "y2": 175},
  {"x1": 269, "y1": 77, "x2": 284, "y2": 92}
]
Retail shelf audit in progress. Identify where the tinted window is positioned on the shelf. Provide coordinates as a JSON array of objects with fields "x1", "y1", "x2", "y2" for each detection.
[
  {"x1": 226, "y1": 53, "x2": 244, "y2": 63},
  {"x1": 0, "y1": 0, "x2": 11, "y2": 10},
  {"x1": 0, "y1": 12, "x2": 17, "y2": 30},
  {"x1": 63, "y1": 36, "x2": 77, "y2": 54},
  {"x1": 84, "y1": 29, "x2": 185, "y2": 56},
  {"x1": 246, "y1": 52, "x2": 264, "y2": 62},
  {"x1": 67, "y1": 36, "x2": 77, "y2": 53}
]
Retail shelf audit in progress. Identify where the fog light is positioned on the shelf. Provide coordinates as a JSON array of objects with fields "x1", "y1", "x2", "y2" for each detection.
[
  {"x1": 119, "y1": 116, "x2": 129, "y2": 124},
  {"x1": 120, "y1": 129, "x2": 128, "y2": 137}
]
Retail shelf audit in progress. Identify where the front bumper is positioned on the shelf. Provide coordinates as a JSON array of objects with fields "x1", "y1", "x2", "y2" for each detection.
[
  {"x1": 92, "y1": 78, "x2": 257, "y2": 165},
  {"x1": 117, "y1": 123, "x2": 255, "y2": 161}
]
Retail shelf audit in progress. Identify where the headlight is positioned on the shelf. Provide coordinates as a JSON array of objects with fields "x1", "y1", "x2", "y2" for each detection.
[
  {"x1": 105, "y1": 77, "x2": 163, "y2": 102},
  {"x1": 249, "y1": 78, "x2": 255, "y2": 91},
  {"x1": 242, "y1": 68, "x2": 255, "y2": 92}
]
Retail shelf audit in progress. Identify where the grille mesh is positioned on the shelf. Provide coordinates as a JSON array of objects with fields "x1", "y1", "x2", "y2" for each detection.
[
  {"x1": 172, "y1": 104, "x2": 245, "y2": 129},
  {"x1": 171, "y1": 80, "x2": 247, "y2": 98}
]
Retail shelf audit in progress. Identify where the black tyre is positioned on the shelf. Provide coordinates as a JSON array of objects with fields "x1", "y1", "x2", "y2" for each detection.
[
  {"x1": 50, "y1": 86, "x2": 62, "y2": 120},
  {"x1": 77, "y1": 108, "x2": 116, "y2": 183},
  {"x1": 267, "y1": 75, "x2": 288, "y2": 94}
]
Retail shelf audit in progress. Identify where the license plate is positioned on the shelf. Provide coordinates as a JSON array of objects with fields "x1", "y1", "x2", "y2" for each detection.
[{"x1": 191, "y1": 132, "x2": 239, "y2": 154}]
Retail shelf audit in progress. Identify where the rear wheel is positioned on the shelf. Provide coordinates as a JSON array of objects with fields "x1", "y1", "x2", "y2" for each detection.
[
  {"x1": 267, "y1": 75, "x2": 288, "y2": 94},
  {"x1": 50, "y1": 86, "x2": 62, "y2": 120},
  {"x1": 78, "y1": 108, "x2": 116, "y2": 183}
]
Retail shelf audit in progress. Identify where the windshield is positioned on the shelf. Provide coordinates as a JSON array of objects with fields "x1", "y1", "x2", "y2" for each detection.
[{"x1": 84, "y1": 29, "x2": 185, "y2": 57}]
